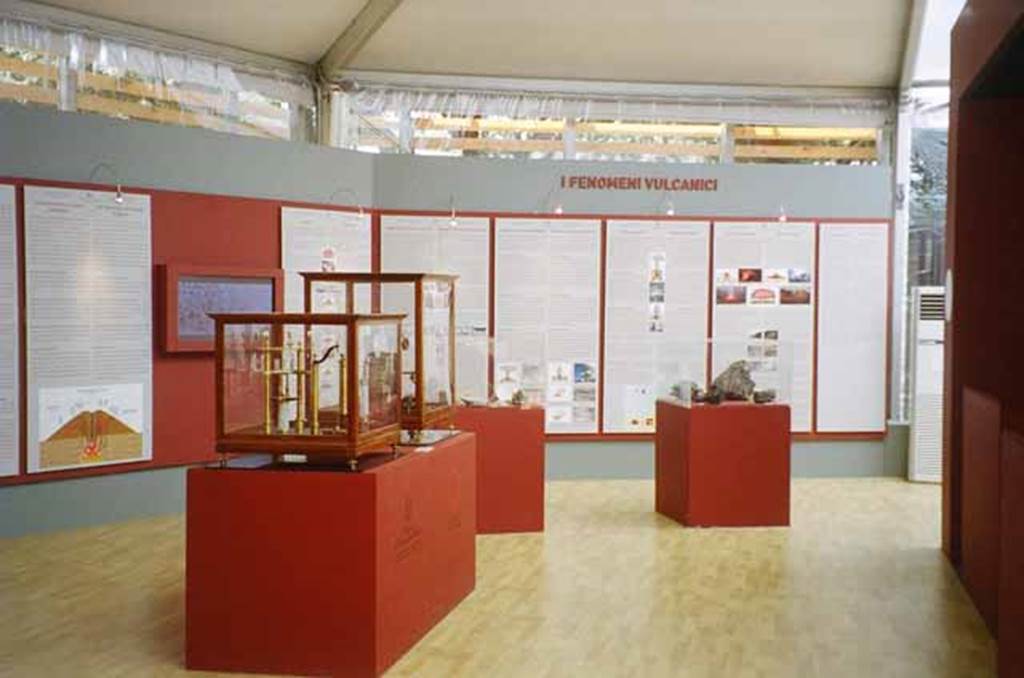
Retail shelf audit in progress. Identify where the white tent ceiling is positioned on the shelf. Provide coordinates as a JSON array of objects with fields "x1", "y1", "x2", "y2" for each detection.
[{"x1": 30, "y1": 0, "x2": 913, "y2": 88}]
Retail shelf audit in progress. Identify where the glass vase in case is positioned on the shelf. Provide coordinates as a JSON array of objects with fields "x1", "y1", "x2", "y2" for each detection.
[
  {"x1": 213, "y1": 312, "x2": 404, "y2": 468},
  {"x1": 300, "y1": 272, "x2": 457, "y2": 432}
]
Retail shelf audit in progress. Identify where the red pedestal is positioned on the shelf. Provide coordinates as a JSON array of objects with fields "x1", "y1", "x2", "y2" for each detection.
[
  {"x1": 455, "y1": 406, "x2": 545, "y2": 533},
  {"x1": 185, "y1": 433, "x2": 477, "y2": 677},
  {"x1": 655, "y1": 400, "x2": 790, "y2": 527}
]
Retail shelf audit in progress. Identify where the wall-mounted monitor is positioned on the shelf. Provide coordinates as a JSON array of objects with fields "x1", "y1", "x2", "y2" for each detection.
[{"x1": 159, "y1": 264, "x2": 284, "y2": 353}]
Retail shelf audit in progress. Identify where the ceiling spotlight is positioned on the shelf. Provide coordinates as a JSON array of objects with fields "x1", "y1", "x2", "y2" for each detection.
[
  {"x1": 665, "y1": 201, "x2": 675, "y2": 216},
  {"x1": 554, "y1": 204, "x2": 564, "y2": 215},
  {"x1": 328, "y1": 186, "x2": 363, "y2": 214},
  {"x1": 86, "y1": 161, "x2": 124, "y2": 204},
  {"x1": 448, "y1": 194, "x2": 458, "y2": 227},
  {"x1": 778, "y1": 206, "x2": 788, "y2": 223}
]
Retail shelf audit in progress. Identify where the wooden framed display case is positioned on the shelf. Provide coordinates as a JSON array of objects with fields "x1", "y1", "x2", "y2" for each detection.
[
  {"x1": 301, "y1": 272, "x2": 457, "y2": 431},
  {"x1": 212, "y1": 312, "x2": 405, "y2": 467}
]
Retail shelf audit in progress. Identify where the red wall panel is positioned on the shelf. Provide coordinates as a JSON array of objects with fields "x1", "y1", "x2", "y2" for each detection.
[
  {"x1": 961, "y1": 388, "x2": 1003, "y2": 632},
  {"x1": 0, "y1": 181, "x2": 285, "y2": 485},
  {"x1": 1000, "y1": 430, "x2": 1024, "y2": 678},
  {"x1": 151, "y1": 192, "x2": 281, "y2": 468}
]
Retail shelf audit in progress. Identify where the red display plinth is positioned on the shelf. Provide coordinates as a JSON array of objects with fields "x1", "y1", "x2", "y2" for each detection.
[
  {"x1": 185, "y1": 433, "x2": 477, "y2": 677},
  {"x1": 655, "y1": 399, "x2": 790, "y2": 527},
  {"x1": 455, "y1": 406, "x2": 545, "y2": 534}
]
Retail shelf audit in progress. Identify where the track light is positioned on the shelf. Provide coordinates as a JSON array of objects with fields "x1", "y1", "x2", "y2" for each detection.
[
  {"x1": 657, "y1": 192, "x2": 675, "y2": 217},
  {"x1": 448, "y1": 194, "x2": 457, "y2": 227},
  {"x1": 327, "y1": 186, "x2": 364, "y2": 215},
  {"x1": 777, "y1": 206, "x2": 788, "y2": 223},
  {"x1": 86, "y1": 161, "x2": 124, "y2": 204},
  {"x1": 554, "y1": 204, "x2": 564, "y2": 215}
]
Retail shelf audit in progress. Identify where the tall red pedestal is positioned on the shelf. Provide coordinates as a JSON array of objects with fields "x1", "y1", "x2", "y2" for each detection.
[
  {"x1": 185, "y1": 433, "x2": 477, "y2": 677},
  {"x1": 655, "y1": 400, "x2": 790, "y2": 527},
  {"x1": 455, "y1": 406, "x2": 545, "y2": 533}
]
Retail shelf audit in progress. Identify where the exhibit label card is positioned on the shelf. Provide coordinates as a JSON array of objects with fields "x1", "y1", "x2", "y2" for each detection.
[
  {"x1": 25, "y1": 186, "x2": 153, "y2": 472},
  {"x1": 712, "y1": 221, "x2": 815, "y2": 432},
  {"x1": 604, "y1": 220, "x2": 710, "y2": 433},
  {"x1": 495, "y1": 219, "x2": 601, "y2": 433},
  {"x1": 0, "y1": 185, "x2": 18, "y2": 477},
  {"x1": 280, "y1": 207, "x2": 371, "y2": 312},
  {"x1": 381, "y1": 215, "x2": 490, "y2": 403}
]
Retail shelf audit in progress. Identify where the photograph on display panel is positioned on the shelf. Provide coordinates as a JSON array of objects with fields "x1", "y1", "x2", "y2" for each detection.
[
  {"x1": 603, "y1": 220, "x2": 711, "y2": 433},
  {"x1": 495, "y1": 218, "x2": 601, "y2": 433},
  {"x1": 711, "y1": 221, "x2": 815, "y2": 432},
  {"x1": 24, "y1": 186, "x2": 153, "y2": 472}
]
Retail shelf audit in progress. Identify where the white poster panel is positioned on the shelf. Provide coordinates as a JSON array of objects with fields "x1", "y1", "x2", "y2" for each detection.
[
  {"x1": 25, "y1": 186, "x2": 152, "y2": 472},
  {"x1": 817, "y1": 223, "x2": 889, "y2": 432},
  {"x1": 712, "y1": 221, "x2": 815, "y2": 432},
  {"x1": 495, "y1": 219, "x2": 601, "y2": 433},
  {"x1": 381, "y1": 215, "x2": 490, "y2": 403},
  {"x1": 0, "y1": 185, "x2": 18, "y2": 476},
  {"x1": 604, "y1": 220, "x2": 710, "y2": 432},
  {"x1": 280, "y1": 207, "x2": 371, "y2": 312}
]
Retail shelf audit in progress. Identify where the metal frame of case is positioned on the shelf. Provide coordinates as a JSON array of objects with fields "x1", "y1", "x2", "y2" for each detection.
[
  {"x1": 300, "y1": 272, "x2": 457, "y2": 431},
  {"x1": 213, "y1": 312, "x2": 406, "y2": 467}
]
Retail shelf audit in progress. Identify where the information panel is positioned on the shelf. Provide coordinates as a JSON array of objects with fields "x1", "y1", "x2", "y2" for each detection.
[
  {"x1": 381, "y1": 215, "x2": 490, "y2": 403},
  {"x1": 495, "y1": 219, "x2": 601, "y2": 433},
  {"x1": 0, "y1": 185, "x2": 18, "y2": 477},
  {"x1": 25, "y1": 186, "x2": 153, "y2": 473},
  {"x1": 712, "y1": 221, "x2": 815, "y2": 432},
  {"x1": 604, "y1": 220, "x2": 710, "y2": 432},
  {"x1": 280, "y1": 207, "x2": 371, "y2": 312},
  {"x1": 817, "y1": 223, "x2": 889, "y2": 432}
]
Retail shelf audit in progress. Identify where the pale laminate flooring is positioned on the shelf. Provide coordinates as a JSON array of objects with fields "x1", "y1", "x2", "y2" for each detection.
[{"x1": 0, "y1": 479, "x2": 996, "y2": 678}]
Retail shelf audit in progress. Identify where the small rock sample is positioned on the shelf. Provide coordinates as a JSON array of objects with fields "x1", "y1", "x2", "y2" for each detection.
[{"x1": 712, "y1": 360, "x2": 757, "y2": 401}]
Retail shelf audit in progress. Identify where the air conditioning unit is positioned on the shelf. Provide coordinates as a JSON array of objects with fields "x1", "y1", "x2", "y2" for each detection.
[{"x1": 908, "y1": 286, "x2": 945, "y2": 483}]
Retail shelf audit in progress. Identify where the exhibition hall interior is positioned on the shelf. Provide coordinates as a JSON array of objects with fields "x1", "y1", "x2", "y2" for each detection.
[{"x1": 1, "y1": 0, "x2": 1022, "y2": 676}]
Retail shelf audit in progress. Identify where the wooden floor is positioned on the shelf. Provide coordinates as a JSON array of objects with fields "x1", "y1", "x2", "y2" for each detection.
[{"x1": 0, "y1": 479, "x2": 995, "y2": 677}]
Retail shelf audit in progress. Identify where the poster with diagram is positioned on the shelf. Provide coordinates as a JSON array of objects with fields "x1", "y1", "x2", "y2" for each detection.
[
  {"x1": 603, "y1": 220, "x2": 710, "y2": 432},
  {"x1": 495, "y1": 219, "x2": 601, "y2": 433},
  {"x1": 37, "y1": 384, "x2": 145, "y2": 471},
  {"x1": 712, "y1": 221, "x2": 815, "y2": 432},
  {"x1": 25, "y1": 186, "x2": 153, "y2": 472}
]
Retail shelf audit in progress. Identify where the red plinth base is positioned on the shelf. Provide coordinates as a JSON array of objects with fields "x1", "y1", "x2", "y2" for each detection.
[
  {"x1": 655, "y1": 400, "x2": 790, "y2": 527},
  {"x1": 455, "y1": 406, "x2": 545, "y2": 533},
  {"x1": 185, "y1": 433, "x2": 477, "y2": 677}
]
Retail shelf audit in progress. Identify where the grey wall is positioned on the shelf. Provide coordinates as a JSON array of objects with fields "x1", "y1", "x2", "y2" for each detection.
[
  {"x1": 0, "y1": 433, "x2": 910, "y2": 538},
  {"x1": 0, "y1": 103, "x2": 375, "y2": 204},
  {"x1": 373, "y1": 153, "x2": 892, "y2": 218},
  {"x1": 0, "y1": 104, "x2": 898, "y2": 539}
]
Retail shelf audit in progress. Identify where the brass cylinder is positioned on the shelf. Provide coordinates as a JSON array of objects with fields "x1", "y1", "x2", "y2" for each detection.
[
  {"x1": 261, "y1": 331, "x2": 272, "y2": 434},
  {"x1": 310, "y1": 332, "x2": 320, "y2": 436},
  {"x1": 296, "y1": 337, "x2": 306, "y2": 435},
  {"x1": 339, "y1": 353, "x2": 348, "y2": 426}
]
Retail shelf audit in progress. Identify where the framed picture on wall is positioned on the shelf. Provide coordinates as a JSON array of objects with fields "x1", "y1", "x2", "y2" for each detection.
[{"x1": 158, "y1": 264, "x2": 284, "y2": 352}]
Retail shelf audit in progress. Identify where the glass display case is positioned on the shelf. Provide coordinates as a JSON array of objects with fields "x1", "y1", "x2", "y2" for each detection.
[
  {"x1": 212, "y1": 312, "x2": 405, "y2": 468},
  {"x1": 300, "y1": 272, "x2": 457, "y2": 432}
]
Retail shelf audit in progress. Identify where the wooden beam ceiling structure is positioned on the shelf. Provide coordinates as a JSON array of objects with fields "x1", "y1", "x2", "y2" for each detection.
[{"x1": 317, "y1": 0, "x2": 407, "y2": 82}]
